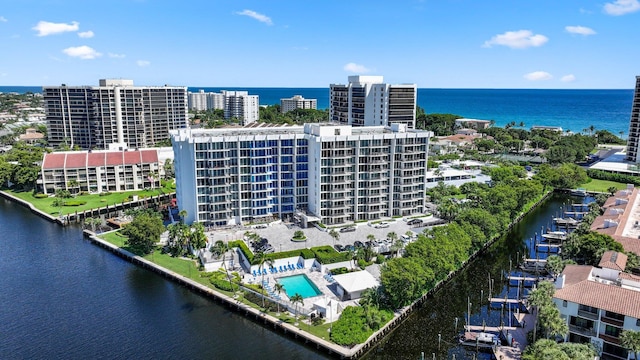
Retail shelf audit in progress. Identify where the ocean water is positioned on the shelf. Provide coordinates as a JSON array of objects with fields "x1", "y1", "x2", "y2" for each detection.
[{"x1": 2, "y1": 86, "x2": 633, "y2": 136}]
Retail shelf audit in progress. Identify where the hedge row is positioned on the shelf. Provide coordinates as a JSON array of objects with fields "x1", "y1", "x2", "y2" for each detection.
[
  {"x1": 229, "y1": 240, "x2": 254, "y2": 264},
  {"x1": 64, "y1": 200, "x2": 87, "y2": 206},
  {"x1": 312, "y1": 245, "x2": 350, "y2": 264},
  {"x1": 587, "y1": 169, "x2": 640, "y2": 186}
]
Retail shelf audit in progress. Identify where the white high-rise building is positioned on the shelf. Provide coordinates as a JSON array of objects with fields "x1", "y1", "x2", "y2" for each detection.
[
  {"x1": 281, "y1": 95, "x2": 317, "y2": 113},
  {"x1": 626, "y1": 76, "x2": 640, "y2": 163},
  {"x1": 222, "y1": 91, "x2": 259, "y2": 126},
  {"x1": 44, "y1": 79, "x2": 187, "y2": 149},
  {"x1": 171, "y1": 123, "x2": 432, "y2": 226},
  {"x1": 330, "y1": 76, "x2": 417, "y2": 128},
  {"x1": 187, "y1": 90, "x2": 258, "y2": 125}
]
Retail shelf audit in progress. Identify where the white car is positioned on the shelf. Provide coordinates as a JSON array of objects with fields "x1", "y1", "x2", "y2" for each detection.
[{"x1": 374, "y1": 222, "x2": 389, "y2": 228}]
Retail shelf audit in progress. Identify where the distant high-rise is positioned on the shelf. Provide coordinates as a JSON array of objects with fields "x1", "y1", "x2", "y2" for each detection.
[
  {"x1": 627, "y1": 76, "x2": 640, "y2": 162},
  {"x1": 44, "y1": 79, "x2": 187, "y2": 149},
  {"x1": 329, "y1": 76, "x2": 417, "y2": 128},
  {"x1": 280, "y1": 95, "x2": 317, "y2": 113},
  {"x1": 187, "y1": 90, "x2": 258, "y2": 125}
]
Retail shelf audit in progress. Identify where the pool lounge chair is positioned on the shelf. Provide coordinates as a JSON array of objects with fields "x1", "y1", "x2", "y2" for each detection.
[{"x1": 252, "y1": 270, "x2": 257, "y2": 277}]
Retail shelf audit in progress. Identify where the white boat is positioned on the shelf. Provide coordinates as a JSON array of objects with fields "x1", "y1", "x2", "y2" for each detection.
[
  {"x1": 570, "y1": 188, "x2": 588, "y2": 197},
  {"x1": 459, "y1": 331, "x2": 499, "y2": 349},
  {"x1": 541, "y1": 231, "x2": 567, "y2": 242}
]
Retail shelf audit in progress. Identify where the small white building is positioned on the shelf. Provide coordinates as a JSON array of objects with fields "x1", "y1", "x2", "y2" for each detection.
[
  {"x1": 280, "y1": 95, "x2": 317, "y2": 113},
  {"x1": 332, "y1": 270, "x2": 379, "y2": 300}
]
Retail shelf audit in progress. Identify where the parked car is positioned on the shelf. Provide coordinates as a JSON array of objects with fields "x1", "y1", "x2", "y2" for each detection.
[
  {"x1": 344, "y1": 244, "x2": 355, "y2": 252},
  {"x1": 354, "y1": 240, "x2": 365, "y2": 249},
  {"x1": 334, "y1": 244, "x2": 345, "y2": 252},
  {"x1": 407, "y1": 219, "x2": 423, "y2": 226},
  {"x1": 374, "y1": 222, "x2": 389, "y2": 228},
  {"x1": 340, "y1": 226, "x2": 356, "y2": 233}
]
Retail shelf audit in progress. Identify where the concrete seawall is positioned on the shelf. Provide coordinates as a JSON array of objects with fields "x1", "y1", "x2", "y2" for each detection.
[
  {"x1": 84, "y1": 230, "x2": 360, "y2": 359},
  {"x1": 0, "y1": 190, "x2": 64, "y2": 225}
]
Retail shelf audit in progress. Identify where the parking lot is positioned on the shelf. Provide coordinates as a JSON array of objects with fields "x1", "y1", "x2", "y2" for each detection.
[{"x1": 206, "y1": 216, "x2": 444, "y2": 255}]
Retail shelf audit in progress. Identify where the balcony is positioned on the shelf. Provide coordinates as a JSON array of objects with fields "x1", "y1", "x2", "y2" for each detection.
[
  {"x1": 577, "y1": 310, "x2": 599, "y2": 320},
  {"x1": 601, "y1": 315, "x2": 624, "y2": 327},
  {"x1": 599, "y1": 333, "x2": 621, "y2": 345},
  {"x1": 568, "y1": 324, "x2": 596, "y2": 337}
]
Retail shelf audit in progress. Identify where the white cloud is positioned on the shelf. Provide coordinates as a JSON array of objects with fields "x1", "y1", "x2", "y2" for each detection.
[
  {"x1": 235, "y1": 9, "x2": 273, "y2": 25},
  {"x1": 62, "y1": 45, "x2": 102, "y2": 59},
  {"x1": 524, "y1": 71, "x2": 553, "y2": 81},
  {"x1": 604, "y1": 0, "x2": 640, "y2": 15},
  {"x1": 483, "y1": 30, "x2": 548, "y2": 49},
  {"x1": 561, "y1": 74, "x2": 576, "y2": 82},
  {"x1": 0, "y1": 16, "x2": 7, "y2": 22},
  {"x1": 78, "y1": 30, "x2": 94, "y2": 38},
  {"x1": 33, "y1": 21, "x2": 79, "y2": 36},
  {"x1": 137, "y1": 60, "x2": 150, "y2": 67},
  {"x1": 343, "y1": 62, "x2": 371, "y2": 73},
  {"x1": 108, "y1": 53, "x2": 126, "y2": 59},
  {"x1": 565, "y1": 26, "x2": 596, "y2": 36}
]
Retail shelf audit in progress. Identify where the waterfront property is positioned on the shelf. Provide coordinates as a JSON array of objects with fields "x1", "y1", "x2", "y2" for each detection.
[
  {"x1": 39, "y1": 147, "x2": 173, "y2": 194},
  {"x1": 625, "y1": 76, "x2": 640, "y2": 163},
  {"x1": 171, "y1": 123, "x2": 432, "y2": 226},
  {"x1": 330, "y1": 76, "x2": 417, "y2": 128},
  {"x1": 554, "y1": 251, "x2": 640, "y2": 360},
  {"x1": 44, "y1": 79, "x2": 188, "y2": 149}
]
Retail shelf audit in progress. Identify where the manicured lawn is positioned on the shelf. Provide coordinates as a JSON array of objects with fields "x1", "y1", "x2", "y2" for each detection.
[
  {"x1": 580, "y1": 179, "x2": 627, "y2": 193},
  {"x1": 98, "y1": 230, "x2": 342, "y2": 342},
  {"x1": 7, "y1": 183, "x2": 175, "y2": 216}
]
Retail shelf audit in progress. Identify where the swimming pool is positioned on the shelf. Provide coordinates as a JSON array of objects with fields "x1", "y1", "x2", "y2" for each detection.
[{"x1": 277, "y1": 274, "x2": 322, "y2": 299}]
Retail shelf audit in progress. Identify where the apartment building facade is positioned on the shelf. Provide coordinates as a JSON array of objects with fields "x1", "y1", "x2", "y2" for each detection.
[
  {"x1": 187, "y1": 90, "x2": 258, "y2": 125},
  {"x1": 280, "y1": 95, "x2": 317, "y2": 113},
  {"x1": 330, "y1": 76, "x2": 417, "y2": 128},
  {"x1": 626, "y1": 76, "x2": 640, "y2": 163},
  {"x1": 40, "y1": 149, "x2": 162, "y2": 194},
  {"x1": 554, "y1": 251, "x2": 640, "y2": 360},
  {"x1": 44, "y1": 79, "x2": 188, "y2": 150},
  {"x1": 171, "y1": 123, "x2": 431, "y2": 226}
]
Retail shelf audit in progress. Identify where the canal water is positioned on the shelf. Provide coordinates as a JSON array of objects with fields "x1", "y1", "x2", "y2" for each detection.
[
  {"x1": 365, "y1": 193, "x2": 586, "y2": 360},
  {"x1": 0, "y1": 193, "x2": 578, "y2": 359}
]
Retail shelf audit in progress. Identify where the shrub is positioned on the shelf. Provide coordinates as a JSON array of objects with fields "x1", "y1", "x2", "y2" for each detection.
[
  {"x1": 33, "y1": 193, "x2": 48, "y2": 198},
  {"x1": 330, "y1": 267, "x2": 350, "y2": 275},
  {"x1": 229, "y1": 240, "x2": 254, "y2": 264},
  {"x1": 263, "y1": 248, "x2": 314, "y2": 262},
  {"x1": 312, "y1": 245, "x2": 350, "y2": 264},
  {"x1": 210, "y1": 277, "x2": 236, "y2": 292},
  {"x1": 99, "y1": 192, "x2": 112, "y2": 196},
  {"x1": 63, "y1": 200, "x2": 87, "y2": 206}
]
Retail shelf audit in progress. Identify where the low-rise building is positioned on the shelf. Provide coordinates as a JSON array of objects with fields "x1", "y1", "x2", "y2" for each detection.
[
  {"x1": 591, "y1": 185, "x2": 640, "y2": 255},
  {"x1": 554, "y1": 251, "x2": 640, "y2": 360},
  {"x1": 40, "y1": 148, "x2": 165, "y2": 194},
  {"x1": 454, "y1": 118, "x2": 491, "y2": 130}
]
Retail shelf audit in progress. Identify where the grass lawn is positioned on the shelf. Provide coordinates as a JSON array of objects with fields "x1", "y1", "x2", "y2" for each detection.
[
  {"x1": 580, "y1": 179, "x2": 627, "y2": 193},
  {"x1": 98, "y1": 230, "x2": 343, "y2": 343},
  {"x1": 7, "y1": 183, "x2": 175, "y2": 216}
]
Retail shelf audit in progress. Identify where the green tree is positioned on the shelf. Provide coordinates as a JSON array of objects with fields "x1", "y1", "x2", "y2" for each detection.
[
  {"x1": 274, "y1": 283, "x2": 285, "y2": 315},
  {"x1": 329, "y1": 228, "x2": 340, "y2": 245},
  {"x1": 290, "y1": 293, "x2": 304, "y2": 325},
  {"x1": 211, "y1": 240, "x2": 235, "y2": 293},
  {"x1": 523, "y1": 339, "x2": 596, "y2": 360},
  {"x1": 256, "y1": 251, "x2": 274, "y2": 309},
  {"x1": 121, "y1": 211, "x2": 165, "y2": 254},
  {"x1": 620, "y1": 329, "x2": 640, "y2": 360},
  {"x1": 189, "y1": 222, "x2": 207, "y2": 251},
  {"x1": 563, "y1": 231, "x2": 623, "y2": 265}
]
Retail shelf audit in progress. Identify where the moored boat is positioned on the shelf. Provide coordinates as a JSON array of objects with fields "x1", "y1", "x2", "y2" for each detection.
[{"x1": 459, "y1": 331, "x2": 499, "y2": 350}]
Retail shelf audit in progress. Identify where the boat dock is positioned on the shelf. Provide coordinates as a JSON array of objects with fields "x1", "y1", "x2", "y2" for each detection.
[
  {"x1": 465, "y1": 325, "x2": 518, "y2": 332},
  {"x1": 488, "y1": 297, "x2": 523, "y2": 305},
  {"x1": 535, "y1": 243, "x2": 561, "y2": 252}
]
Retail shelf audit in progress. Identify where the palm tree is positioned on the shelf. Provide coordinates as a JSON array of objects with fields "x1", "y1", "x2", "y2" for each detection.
[
  {"x1": 178, "y1": 209, "x2": 187, "y2": 224},
  {"x1": 189, "y1": 222, "x2": 207, "y2": 251},
  {"x1": 620, "y1": 130, "x2": 625, "y2": 141},
  {"x1": 589, "y1": 125, "x2": 595, "y2": 136},
  {"x1": 387, "y1": 232, "x2": 397, "y2": 243},
  {"x1": 367, "y1": 234, "x2": 376, "y2": 243},
  {"x1": 211, "y1": 240, "x2": 235, "y2": 293},
  {"x1": 620, "y1": 330, "x2": 640, "y2": 360},
  {"x1": 607, "y1": 186, "x2": 618, "y2": 196},
  {"x1": 274, "y1": 283, "x2": 285, "y2": 315},
  {"x1": 256, "y1": 251, "x2": 274, "y2": 309},
  {"x1": 84, "y1": 217, "x2": 101, "y2": 232},
  {"x1": 67, "y1": 179, "x2": 79, "y2": 196},
  {"x1": 290, "y1": 293, "x2": 304, "y2": 326},
  {"x1": 329, "y1": 228, "x2": 340, "y2": 246}
]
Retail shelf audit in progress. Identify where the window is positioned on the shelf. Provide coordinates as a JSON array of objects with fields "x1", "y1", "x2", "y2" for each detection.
[{"x1": 563, "y1": 300, "x2": 567, "y2": 307}]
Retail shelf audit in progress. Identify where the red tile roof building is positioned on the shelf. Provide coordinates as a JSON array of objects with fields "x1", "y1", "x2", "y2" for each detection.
[
  {"x1": 40, "y1": 149, "x2": 160, "y2": 194},
  {"x1": 590, "y1": 186, "x2": 640, "y2": 256},
  {"x1": 553, "y1": 252, "x2": 640, "y2": 359}
]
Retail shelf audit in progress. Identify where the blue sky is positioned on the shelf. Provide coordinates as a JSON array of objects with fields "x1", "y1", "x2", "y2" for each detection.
[{"x1": 1, "y1": 0, "x2": 639, "y2": 88}]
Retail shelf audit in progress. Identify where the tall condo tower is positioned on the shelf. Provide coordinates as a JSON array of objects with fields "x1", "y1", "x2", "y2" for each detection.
[
  {"x1": 627, "y1": 76, "x2": 640, "y2": 163},
  {"x1": 44, "y1": 79, "x2": 187, "y2": 149},
  {"x1": 329, "y1": 76, "x2": 417, "y2": 128}
]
